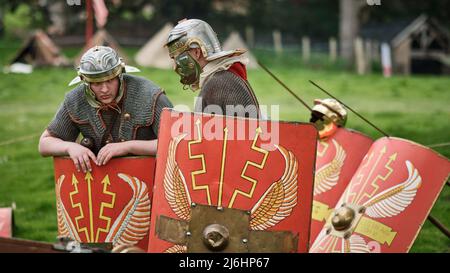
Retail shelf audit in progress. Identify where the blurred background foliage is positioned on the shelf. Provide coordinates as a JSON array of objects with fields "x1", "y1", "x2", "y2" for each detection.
[{"x1": 1, "y1": 0, "x2": 449, "y2": 42}]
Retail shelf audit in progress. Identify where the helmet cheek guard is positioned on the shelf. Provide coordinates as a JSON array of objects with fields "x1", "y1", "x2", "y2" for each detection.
[
  {"x1": 172, "y1": 51, "x2": 202, "y2": 90},
  {"x1": 165, "y1": 19, "x2": 247, "y2": 91}
]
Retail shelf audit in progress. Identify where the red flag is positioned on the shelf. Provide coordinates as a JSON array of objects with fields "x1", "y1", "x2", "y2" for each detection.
[{"x1": 93, "y1": 0, "x2": 109, "y2": 28}]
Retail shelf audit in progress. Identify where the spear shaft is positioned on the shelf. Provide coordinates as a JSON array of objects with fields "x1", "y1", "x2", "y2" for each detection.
[
  {"x1": 258, "y1": 61, "x2": 448, "y2": 238},
  {"x1": 257, "y1": 60, "x2": 313, "y2": 112},
  {"x1": 309, "y1": 80, "x2": 390, "y2": 137}
]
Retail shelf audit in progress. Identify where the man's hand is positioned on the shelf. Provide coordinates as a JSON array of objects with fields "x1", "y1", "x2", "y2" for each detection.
[
  {"x1": 97, "y1": 142, "x2": 130, "y2": 166},
  {"x1": 67, "y1": 143, "x2": 97, "y2": 173}
]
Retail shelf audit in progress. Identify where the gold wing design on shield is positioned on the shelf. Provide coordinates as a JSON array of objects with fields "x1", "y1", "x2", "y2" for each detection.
[
  {"x1": 55, "y1": 175, "x2": 81, "y2": 241},
  {"x1": 250, "y1": 145, "x2": 298, "y2": 230},
  {"x1": 106, "y1": 174, "x2": 151, "y2": 247},
  {"x1": 314, "y1": 139, "x2": 346, "y2": 196},
  {"x1": 163, "y1": 134, "x2": 192, "y2": 221},
  {"x1": 362, "y1": 160, "x2": 421, "y2": 218}
]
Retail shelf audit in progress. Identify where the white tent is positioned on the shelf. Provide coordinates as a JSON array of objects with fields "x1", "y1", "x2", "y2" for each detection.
[
  {"x1": 222, "y1": 31, "x2": 258, "y2": 69},
  {"x1": 135, "y1": 23, "x2": 174, "y2": 69}
]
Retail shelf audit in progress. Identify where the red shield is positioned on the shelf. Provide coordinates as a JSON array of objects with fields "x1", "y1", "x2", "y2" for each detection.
[
  {"x1": 310, "y1": 128, "x2": 373, "y2": 243},
  {"x1": 310, "y1": 137, "x2": 450, "y2": 253},
  {"x1": 148, "y1": 109, "x2": 318, "y2": 253},
  {"x1": 53, "y1": 156, "x2": 155, "y2": 250},
  {"x1": 0, "y1": 208, "x2": 13, "y2": 238}
]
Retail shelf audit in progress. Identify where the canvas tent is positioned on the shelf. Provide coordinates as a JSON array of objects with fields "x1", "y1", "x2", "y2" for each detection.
[
  {"x1": 134, "y1": 23, "x2": 174, "y2": 69},
  {"x1": 222, "y1": 31, "x2": 258, "y2": 69},
  {"x1": 9, "y1": 29, "x2": 70, "y2": 67},
  {"x1": 74, "y1": 29, "x2": 130, "y2": 67}
]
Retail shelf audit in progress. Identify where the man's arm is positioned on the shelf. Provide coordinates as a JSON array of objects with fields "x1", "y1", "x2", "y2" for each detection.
[
  {"x1": 96, "y1": 139, "x2": 158, "y2": 166},
  {"x1": 39, "y1": 129, "x2": 97, "y2": 173},
  {"x1": 39, "y1": 100, "x2": 97, "y2": 173}
]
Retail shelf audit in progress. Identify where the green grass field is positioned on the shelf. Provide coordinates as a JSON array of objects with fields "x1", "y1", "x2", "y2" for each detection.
[{"x1": 0, "y1": 42, "x2": 449, "y2": 252}]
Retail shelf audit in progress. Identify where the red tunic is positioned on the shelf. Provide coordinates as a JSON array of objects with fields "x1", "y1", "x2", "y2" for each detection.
[{"x1": 227, "y1": 62, "x2": 247, "y2": 81}]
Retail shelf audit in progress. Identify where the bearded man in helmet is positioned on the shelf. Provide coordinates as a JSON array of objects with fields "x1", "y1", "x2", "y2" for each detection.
[
  {"x1": 165, "y1": 19, "x2": 260, "y2": 118},
  {"x1": 39, "y1": 46, "x2": 173, "y2": 173}
]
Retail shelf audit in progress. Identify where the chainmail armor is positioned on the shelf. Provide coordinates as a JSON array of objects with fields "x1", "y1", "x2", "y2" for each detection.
[
  {"x1": 47, "y1": 74, "x2": 172, "y2": 154},
  {"x1": 195, "y1": 70, "x2": 260, "y2": 118}
]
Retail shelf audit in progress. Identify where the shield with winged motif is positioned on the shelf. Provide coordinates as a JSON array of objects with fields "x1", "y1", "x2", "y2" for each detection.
[
  {"x1": 310, "y1": 128, "x2": 373, "y2": 244},
  {"x1": 310, "y1": 137, "x2": 450, "y2": 253},
  {"x1": 53, "y1": 156, "x2": 155, "y2": 251},
  {"x1": 148, "y1": 109, "x2": 318, "y2": 253}
]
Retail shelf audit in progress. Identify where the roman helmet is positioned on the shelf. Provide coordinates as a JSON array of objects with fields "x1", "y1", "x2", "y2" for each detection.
[
  {"x1": 311, "y1": 98, "x2": 347, "y2": 127},
  {"x1": 68, "y1": 46, "x2": 140, "y2": 86},
  {"x1": 165, "y1": 19, "x2": 245, "y2": 89}
]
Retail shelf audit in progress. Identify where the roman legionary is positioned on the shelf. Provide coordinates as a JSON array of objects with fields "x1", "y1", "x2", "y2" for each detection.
[
  {"x1": 39, "y1": 46, "x2": 173, "y2": 172},
  {"x1": 165, "y1": 19, "x2": 260, "y2": 118},
  {"x1": 309, "y1": 98, "x2": 348, "y2": 139}
]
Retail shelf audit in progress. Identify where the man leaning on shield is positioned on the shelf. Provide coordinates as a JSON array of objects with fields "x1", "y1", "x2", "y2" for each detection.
[{"x1": 39, "y1": 45, "x2": 172, "y2": 171}]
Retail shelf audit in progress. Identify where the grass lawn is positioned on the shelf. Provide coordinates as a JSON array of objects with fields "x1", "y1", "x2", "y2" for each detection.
[{"x1": 0, "y1": 42, "x2": 449, "y2": 252}]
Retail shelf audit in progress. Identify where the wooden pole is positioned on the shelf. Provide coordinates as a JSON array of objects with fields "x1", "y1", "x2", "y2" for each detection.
[
  {"x1": 354, "y1": 37, "x2": 366, "y2": 75},
  {"x1": 302, "y1": 36, "x2": 311, "y2": 63},
  {"x1": 85, "y1": 0, "x2": 94, "y2": 46},
  {"x1": 329, "y1": 37, "x2": 337, "y2": 63},
  {"x1": 365, "y1": 39, "x2": 373, "y2": 73},
  {"x1": 273, "y1": 30, "x2": 283, "y2": 55},
  {"x1": 245, "y1": 26, "x2": 255, "y2": 49},
  {"x1": 257, "y1": 60, "x2": 313, "y2": 112},
  {"x1": 372, "y1": 41, "x2": 380, "y2": 61},
  {"x1": 309, "y1": 80, "x2": 390, "y2": 137},
  {"x1": 427, "y1": 215, "x2": 450, "y2": 239}
]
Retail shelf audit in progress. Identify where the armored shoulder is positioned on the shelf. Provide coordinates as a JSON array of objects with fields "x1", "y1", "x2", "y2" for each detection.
[
  {"x1": 201, "y1": 70, "x2": 260, "y2": 118},
  {"x1": 123, "y1": 74, "x2": 162, "y2": 97},
  {"x1": 203, "y1": 70, "x2": 256, "y2": 101},
  {"x1": 63, "y1": 84, "x2": 88, "y2": 116}
]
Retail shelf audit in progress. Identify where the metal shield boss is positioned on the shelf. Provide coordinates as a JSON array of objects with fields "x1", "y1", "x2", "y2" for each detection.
[
  {"x1": 148, "y1": 109, "x2": 318, "y2": 253},
  {"x1": 310, "y1": 128, "x2": 373, "y2": 244},
  {"x1": 310, "y1": 137, "x2": 450, "y2": 253},
  {"x1": 53, "y1": 156, "x2": 156, "y2": 250}
]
